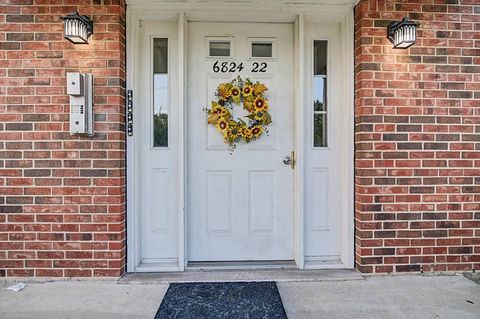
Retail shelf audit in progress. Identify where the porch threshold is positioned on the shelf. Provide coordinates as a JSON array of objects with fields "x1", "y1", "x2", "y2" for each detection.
[
  {"x1": 186, "y1": 260, "x2": 298, "y2": 271},
  {"x1": 119, "y1": 269, "x2": 363, "y2": 285}
]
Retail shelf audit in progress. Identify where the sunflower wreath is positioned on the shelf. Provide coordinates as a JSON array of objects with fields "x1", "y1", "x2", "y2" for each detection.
[{"x1": 205, "y1": 76, "x2": 272, "y2": 151}]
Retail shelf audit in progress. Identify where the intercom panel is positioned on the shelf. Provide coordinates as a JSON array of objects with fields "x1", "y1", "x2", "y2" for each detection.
[{"x1": 67, "y1": 72, "x2": 94, "y2": 136}]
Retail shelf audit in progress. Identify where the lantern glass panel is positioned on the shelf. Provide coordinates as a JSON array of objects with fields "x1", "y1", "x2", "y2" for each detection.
[
  {"x1": 388, "y1": 18, "x2": 418, "y2": 49},
  {"x1": 63, "y1": 16, "x2": 90, "y2": 44}
]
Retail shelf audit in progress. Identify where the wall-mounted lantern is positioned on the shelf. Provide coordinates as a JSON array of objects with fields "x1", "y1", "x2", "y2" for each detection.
[
  {"x1": 60, "y1": 11, "x2": 93, "y2": 44},
  {"x1": 387, "y1": 17, "x2": 419, "y2": 49}
]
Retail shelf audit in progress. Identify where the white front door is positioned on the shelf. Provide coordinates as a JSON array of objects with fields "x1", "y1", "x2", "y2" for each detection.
[{"x1": 188, "y1": 22, "x2": 295, "y2": 262}]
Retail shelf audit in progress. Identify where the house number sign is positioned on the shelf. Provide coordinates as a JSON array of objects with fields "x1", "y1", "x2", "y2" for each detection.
[{"x1": 212, "y1": 61, "x2": 268, "y2": 73}]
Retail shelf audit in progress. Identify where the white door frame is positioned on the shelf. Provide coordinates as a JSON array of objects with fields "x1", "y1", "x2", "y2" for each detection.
[{"x1": 126, "y1": 1, "x2": 355, "y2": 272}]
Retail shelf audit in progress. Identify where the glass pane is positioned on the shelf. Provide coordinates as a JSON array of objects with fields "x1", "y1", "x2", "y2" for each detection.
[
  {"x1": 314, "y1": 113, "x2": 327, "y2": 148},
  {"x1": 314, "y1": 40, "x2": 327, "y2": 76},
  {"x1": 209, "y1": 41, "x2": 230, "y2": 57},
  {"x1": 154, "y1": 38, "x2": 168, "y2": 73},
  {"x1": 252, "y1": 42, "x2": 273, "y2": 58},
  {"x1": 313, "y1": 40, "x2": 327, "y2": 147},
  {"x1": 153, "y1": 38, "x2": 168, "y2": 147}
]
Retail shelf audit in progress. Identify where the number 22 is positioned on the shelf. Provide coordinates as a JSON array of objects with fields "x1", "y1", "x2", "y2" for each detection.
[{"x1": 252, "y1": 62, "x2": 267, "y2": 73}]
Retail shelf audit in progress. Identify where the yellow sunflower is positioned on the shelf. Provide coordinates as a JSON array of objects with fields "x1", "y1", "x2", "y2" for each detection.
[
  {"x1": 217, "y1": 82, "x2": 233, "y2": 101},
  {"x1": 215, "y1": 117, "x2": 229, "y2": 133},
  {"x1": 211, "y1": 102, "x2": 229, "y2": 114},
  {"x1": 242, "y1": 85, "x2": 253, "y2": 98},
  {"x1": 253, "y1": 96, "x2": 269, "y2": 111},
  {"x1": 253, "y1": 111, "x2": 266, "y2": 122},
  {"x1": 251, "y1": 126, "x2": 263, "y2": 138},
  {"x1": 231, "y1": 86, "x2": 241, "y2": 103},
  {"x1": 243, "y1": 128, "x2": 253, "y2": 141},
  {"x1": 224, "y1": 122, "x2": 241, "y2": 142},
  {"x1": 236, "y1": 123, "x2": 247, "y2": 137}
]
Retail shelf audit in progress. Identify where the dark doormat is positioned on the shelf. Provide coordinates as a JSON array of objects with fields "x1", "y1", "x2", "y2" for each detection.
[{"x1": 154, "y1": 281, "x2": 288, "y2": 319}]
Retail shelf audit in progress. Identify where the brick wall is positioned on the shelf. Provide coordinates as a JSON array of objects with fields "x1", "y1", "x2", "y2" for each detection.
[
  {"x1": 354, "y1": 0, "x2": 479, "y2": 273},
  {"x1": 0, "y1": 0, "x2": 126, "y2": 277}
]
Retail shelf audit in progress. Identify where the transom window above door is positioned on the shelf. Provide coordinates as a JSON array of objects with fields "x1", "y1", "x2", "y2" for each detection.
[
  {"x1": 248, "y1": 38, "x2": 277, "y2": 60},
  {"x1": 206, "y1": 37, "x2": 234, "y2": 58},
  {"x1": 205, "y1": 37, "x2": 278, "y2": 60}
]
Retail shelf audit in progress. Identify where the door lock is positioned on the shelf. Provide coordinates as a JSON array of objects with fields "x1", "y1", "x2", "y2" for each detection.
[{"x1": 283, "y1": 151, "x2": 295, "y2": 170}]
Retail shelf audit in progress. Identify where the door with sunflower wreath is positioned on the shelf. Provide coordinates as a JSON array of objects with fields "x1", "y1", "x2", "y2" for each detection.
[{"x1": 188, "y1": 22, "x2": 295, "y2": 262}]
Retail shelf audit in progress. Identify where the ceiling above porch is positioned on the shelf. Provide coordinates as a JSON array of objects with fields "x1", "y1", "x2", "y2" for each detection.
[{"x1": 126, "y1": 0, "x2": 359, "y2": 23}]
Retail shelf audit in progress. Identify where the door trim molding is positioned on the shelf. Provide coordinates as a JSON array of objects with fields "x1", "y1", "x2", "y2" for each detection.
[
  {"x1": 343, "y1": 9, "x2": 355, "y2": 269},
  {"x1": 177, "y1": 12, "x2": 187, "y2": 271},
  {"x1": 126, "y1": 5, "x2": 355, "y2": 272},
  {"x1": 126, "y1": 9, "x2": 139, "y2": 272},
  {"x1": 294, "y1": 14, "x2": 305, "y2": 269}
]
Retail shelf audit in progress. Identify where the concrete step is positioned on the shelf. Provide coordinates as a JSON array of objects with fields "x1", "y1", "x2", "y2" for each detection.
[{"x1": 119, "y1": 269, "x2": 364, "y2": 284}]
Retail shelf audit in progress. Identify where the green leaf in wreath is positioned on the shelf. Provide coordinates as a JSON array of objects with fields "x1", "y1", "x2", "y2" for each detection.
[{"x1": 263, "y1": 113, "x2": 272, "y2": 125}]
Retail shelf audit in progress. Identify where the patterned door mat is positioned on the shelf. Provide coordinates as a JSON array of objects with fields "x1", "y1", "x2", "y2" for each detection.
[{"x1": 154, "y1": 281, "x2": 288, "y2": 319}]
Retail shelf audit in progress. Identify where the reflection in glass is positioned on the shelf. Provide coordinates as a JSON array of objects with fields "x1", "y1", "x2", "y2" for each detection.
[
  {"x1": 314, "y1": 76, "x2": 326, "y2": 112},
  {"x1": 209, "y1": 41, "x2": 230, "y2": 57},
  {"x1": 314, "y1": 113, "x2": 326, "y2": 149},
  {"x1": 252, "y1": 42, "x2": 273, "y2": 58},
  {"x1": 153, "y1": 38, "x2": 168, "y2": 147},
  {"x1": 313, "y1": 40, "x2": 327, "y2": 147}
]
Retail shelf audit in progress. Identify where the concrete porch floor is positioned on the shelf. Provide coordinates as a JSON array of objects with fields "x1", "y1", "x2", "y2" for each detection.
[{"x1": 1, "y1": 272, "x2": 479, "y2": 319}]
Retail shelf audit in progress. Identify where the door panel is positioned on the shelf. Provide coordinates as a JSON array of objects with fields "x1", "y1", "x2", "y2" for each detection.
[
  {"x1": 188, "y1": 22, "x2": 295, "y2": 261},
  {"x1": 249, "y1": 170, "x2": 276, "y2": 233}
]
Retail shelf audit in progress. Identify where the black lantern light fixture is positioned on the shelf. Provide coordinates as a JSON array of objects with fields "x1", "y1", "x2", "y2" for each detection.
[
  {"x1": 60, "y1": 11, "x2": 93, "y2": 44},
  {"x1": 387, "y1": 17, "x2": 419, "y2": 49}
]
